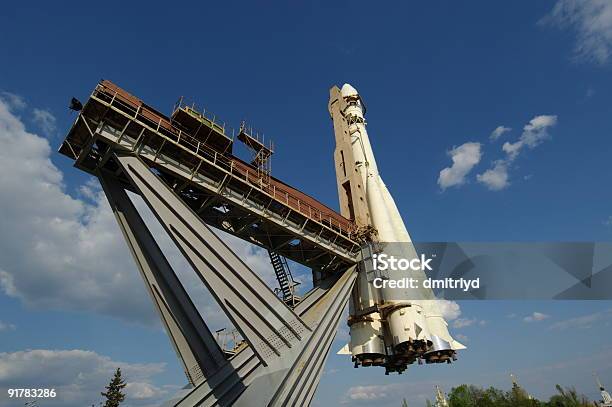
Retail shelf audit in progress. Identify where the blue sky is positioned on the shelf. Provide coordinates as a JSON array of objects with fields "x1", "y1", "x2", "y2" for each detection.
[{"x1": 1, "y1": 1, "x2": 612, "y2": 406}]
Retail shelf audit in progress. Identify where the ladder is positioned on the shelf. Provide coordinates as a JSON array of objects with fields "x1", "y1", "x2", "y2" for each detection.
[{"x1": 268, "y1": 251, "x2": 300, "y2": 307}]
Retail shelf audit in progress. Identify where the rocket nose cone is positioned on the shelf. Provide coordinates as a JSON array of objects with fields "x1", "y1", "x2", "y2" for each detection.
[{"x1": 340, "y1": 83, "x2": 359, "y2": 99}]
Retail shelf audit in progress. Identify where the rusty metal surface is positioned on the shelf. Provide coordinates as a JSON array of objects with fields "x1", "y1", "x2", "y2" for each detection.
[{"x1": 60, "y1": 80, "x2": 357, "y2": 239}]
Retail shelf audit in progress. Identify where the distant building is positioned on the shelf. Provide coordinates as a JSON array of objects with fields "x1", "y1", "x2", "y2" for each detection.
[
  {"x1": 510, "y1": 373, "x2": 534, "y2": 400},
  {"x1": 434, "y1": 385, "x2": 449, "y2": 407}
]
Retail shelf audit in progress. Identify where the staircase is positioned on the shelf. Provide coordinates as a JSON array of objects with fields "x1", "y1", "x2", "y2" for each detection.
[{"x1": 268, "y1": 251, "x2": 300, "y2": 307}]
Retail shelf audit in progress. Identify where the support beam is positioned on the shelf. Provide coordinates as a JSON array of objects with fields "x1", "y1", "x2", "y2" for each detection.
[
  {"x1": 98, "y1": 171, "x2": 226, "y2": 384},
  {"x1": 114, "y1": 153, "x2": 310, "y2": 365},
  {"x1": 267, "y1": 265, "x2": 355, "y2": 406},
  {"x1": 111, "y1": 153, "x2": 357, "y2": 406},
  {"x1": 172, "y1": 264, "x2": 357, "y2": 407}
]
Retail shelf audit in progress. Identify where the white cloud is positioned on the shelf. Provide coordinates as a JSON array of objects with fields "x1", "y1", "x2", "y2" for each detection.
[
  {"x1": 543, "y1": 0, "x2": 612, "y2": 64},
  {"x1": 344, "y1": 384, "x2": 394, "y2": 402},
  {"x1": 32, "y1": 107, "x2": 57, "y2": 135},
  {"x1": 341, "y1": 380, "x2": 451, "y2": 405},
  {"x1": 490, "y1": 125, "x2": 511, "y2": 141},
  {"x1": 452, "y1": 318, "x2": 476, "y2": 328},
  {"x1": 523, "y1": 312, "x2": 550, "y2": 322},
  {"x1": 476, "y1": 160, "x2": 509, "y2": 191},
  {"x1": 437, "y1": 142, "x2": 482, "y2": 190},
  {"x1": 452, "y1": 317, "x2": 486, "y2": 329},
  {"x1": 0, "y1": 321, "x2": 15, "y2": 332},
  {"x1": 502, "y1": 115, "x2": 557, "y2": 160},
  {"x1": 550, "y1": 309, "x2": 612, "y2": 330},
  {"x1": 437, "y1": 299, "x2": 461, "y2": 320},
  {"x1": 126, "y1": 381, "x2": 169, "y2": 400},
  {"x1": 478, "y1": 115, "x2": 556, "y2": 191},
  {"x1": 0, "y1": 92, "x2": 26, "y2": 110},
  {"x1": 455, "y1": 333, "x2": 469, "y2": 342},
  {"x1": 0, "y1": 349, "x2": 170, "y2": 407},
  {"x1": 0, "y1": 95, "x2": 275, "y2": 328},
  {"x1": 604, "y1": 216, "x2": 612, "y2": 226}
]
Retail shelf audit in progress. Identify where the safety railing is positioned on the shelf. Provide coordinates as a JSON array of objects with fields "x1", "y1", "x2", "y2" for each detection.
[{"x1": 92, "y1": 81, "x2": 357, "y2": 238}]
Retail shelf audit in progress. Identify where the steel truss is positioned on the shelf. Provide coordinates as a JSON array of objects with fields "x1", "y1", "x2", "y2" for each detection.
[
  {"x1": 100, "y1": 152, "x2": 356, "y2": 406},
  {"x1": 59, "y1": 80, "x2": 360, "y2": 277}
]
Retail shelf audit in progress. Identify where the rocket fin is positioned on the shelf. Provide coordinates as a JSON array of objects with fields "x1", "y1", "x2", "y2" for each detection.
[{"x1": 337, "y1": 343, "x2": 351, "y2": 355}]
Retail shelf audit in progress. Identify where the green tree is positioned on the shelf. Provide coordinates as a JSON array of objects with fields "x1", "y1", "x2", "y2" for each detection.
[
  {"x1": 401, "y1": 397, "x2": 408, "y2": 407},
  {"x1": 448, "y1": 384, "x2": 478, "y2": 407},
  {"x1": 508, "y1": 381, "x2": 541, "y2": 407},
  {"x1": 444, "y1": 382, "x2": 597, "y2": 407},
  {"x1": 101, "y1": 368, "x2": 127, "y2": 407},
  {"x1": 546, "y1": 384, "x2": 591, "y2": 407},
  {"x1": 448, "y1": 384, "x2": 543, "y2": 407}
]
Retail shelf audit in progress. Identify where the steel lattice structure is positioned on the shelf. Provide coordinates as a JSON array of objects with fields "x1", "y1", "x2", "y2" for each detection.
[{"x1": 60, "y1": 80, "x2": 361, "y2": 406}]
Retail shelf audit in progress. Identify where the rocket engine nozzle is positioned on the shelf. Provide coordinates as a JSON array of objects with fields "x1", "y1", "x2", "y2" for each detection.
[{"x1": 423, "y1": 335, "x2": 456, "y2": 364}]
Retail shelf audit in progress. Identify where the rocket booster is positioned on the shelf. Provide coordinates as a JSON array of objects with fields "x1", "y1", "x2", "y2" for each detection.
[{"x1": 328, "y1": 84, "x2": 464, "y2": 373}]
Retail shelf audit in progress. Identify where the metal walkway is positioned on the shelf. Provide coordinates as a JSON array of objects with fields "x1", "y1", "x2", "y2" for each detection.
[{"x1": 59, "y1": 80, "x2": 360, "y2": 275}]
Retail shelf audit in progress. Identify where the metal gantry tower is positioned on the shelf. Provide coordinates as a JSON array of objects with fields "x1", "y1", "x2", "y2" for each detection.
[{"x1": 60, "y1": 80, "x2": 362, "y2": 406}]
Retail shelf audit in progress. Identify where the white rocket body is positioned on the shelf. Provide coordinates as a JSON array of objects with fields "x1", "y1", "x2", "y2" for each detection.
[
  {"x1": 329, "y1": 84, "x2": 464, "y2": 372},
  {"x1": 596, "y1": 374, "x2": 612, "y2": 406},
  {"x1": 603, "y1": 389, "x2": 612, "y2": 406}
]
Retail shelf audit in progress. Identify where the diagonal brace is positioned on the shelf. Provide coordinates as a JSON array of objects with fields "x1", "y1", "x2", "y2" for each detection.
[
  {"x1": 114, "y1": 153, "x2": 310, "y2": 365},
  {"x1": 98, "y1": 170, "x2": 226, "y2": 384}
]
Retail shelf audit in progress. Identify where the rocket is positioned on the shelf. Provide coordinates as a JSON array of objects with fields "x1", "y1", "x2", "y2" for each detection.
[
  {"x1": 328, "y1": 84, "x2": 465, "y2": 374},
  {"x1": 595, "y1": 373, "x2": 612, "y2": 407}
]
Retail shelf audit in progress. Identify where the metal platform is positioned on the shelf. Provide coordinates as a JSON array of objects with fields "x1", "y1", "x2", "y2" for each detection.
[
  {"x1": 59, "y1": 80, "x2": 360, "y2": 275},
  {"x1": 171, "y1": 98, "x2": 233, "y2": 154}
]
